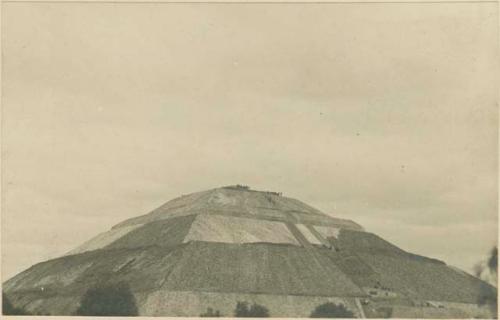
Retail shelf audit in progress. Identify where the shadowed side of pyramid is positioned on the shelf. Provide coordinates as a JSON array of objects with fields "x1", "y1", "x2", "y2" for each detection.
[{"x1": 3, "y1": 186, "x2": 496, "y2": 318}]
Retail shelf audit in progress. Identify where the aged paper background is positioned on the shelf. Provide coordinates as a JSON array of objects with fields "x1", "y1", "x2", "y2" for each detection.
[{"x1": 1, "y1": 0, "x2": 499, "y2": 318}]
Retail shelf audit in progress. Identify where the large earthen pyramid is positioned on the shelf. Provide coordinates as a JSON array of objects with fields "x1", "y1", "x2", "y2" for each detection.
[{"x1": 3, "y1": 186, "x2": 496, "y2": 317}]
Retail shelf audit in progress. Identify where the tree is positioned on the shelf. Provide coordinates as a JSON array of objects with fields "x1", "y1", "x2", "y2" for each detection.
[
  {"x1": 75, "y1": 282, "x2": 138, "y2": 316},
  {"x1": 310, "y1": 302, "x2": 354, "y2": 318},
  {"x1": 474, "y1": 246, "x2": 498, "y2": 285},
  {"x1": 2, "y1": 293, "x2": 30, "y2": 315},
  {"x1": 474, "y1": 246, "x2": 498, "y2": 318},
  {"x1": 248, "y1": 303, "x2": 270, "y2": 317},
  {"x1": 234, "y1": 301, "x2": 270, "y2": 317},
  {"x1": 200, "y1": 307, "x2": 222, "y2": 317}
]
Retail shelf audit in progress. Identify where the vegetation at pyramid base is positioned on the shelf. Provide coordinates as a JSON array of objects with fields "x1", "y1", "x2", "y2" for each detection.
[
  {"x1": 200, "y1": 307, "x2": 222, "y2": 317},
  {"x1": 475, "y1": 246, "x2": 498, "y2": 318},
  {"x1": 310, "y1": 302, "x2": 355, "y2": 318},
  {"x1": 2, "y1": 293, "x2": 31, "y2": 315},
  {"x1": 75, "y1": 282, "x2": 138, "y2": 316},
  {"x1": 478, "y1": 288, "x2": 497, "y2": 318},
  {"x1": 234, "y1": 301, "x2": 270, "y2": 317}
]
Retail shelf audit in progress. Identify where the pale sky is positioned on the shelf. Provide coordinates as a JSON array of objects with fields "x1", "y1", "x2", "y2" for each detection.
[{"x1": 2, "y1": 3, "x2": 498, "y2": 281}]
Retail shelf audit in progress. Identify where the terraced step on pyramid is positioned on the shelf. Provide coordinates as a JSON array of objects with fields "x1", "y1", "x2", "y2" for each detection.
[{"x1": 3, "y1": 185, "x2": 497, "y2": 318}]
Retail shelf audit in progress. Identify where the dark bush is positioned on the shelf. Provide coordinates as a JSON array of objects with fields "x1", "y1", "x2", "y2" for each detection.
[
  {"x1": 200, "y1": 307, "x2": 222, "y2": 317},
  {"x1": 478, "y1": 283, "x2": 498, "y2": 318},
  {"x1": 2, "y1": 293, "x2": 30, "y2": 315},
  {"x1": 75, "y1": 282, "x2": 138, "y2": 316},
  {"x1": 310, "y1": 302, "x2": 354, "y2": 318},
  {"x1": 234, "y1": 301, "x2": 270, "y2": 317}
]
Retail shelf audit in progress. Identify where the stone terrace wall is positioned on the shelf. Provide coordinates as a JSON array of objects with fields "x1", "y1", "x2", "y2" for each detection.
[{"x1": 142, "y1": 290, "x2": 363, "y2": 317}]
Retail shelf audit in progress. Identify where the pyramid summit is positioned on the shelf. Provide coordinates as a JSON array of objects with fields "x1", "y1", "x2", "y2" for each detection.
[
  {"x1": 67, "y1": 185, "x2": 363, "y2": 256},
  {"x1": 3, "y1": 186, "x2": 496, "y2": 318},
  {"x1": 112, "y1": 184, "x2": 363, "y2": 230}
]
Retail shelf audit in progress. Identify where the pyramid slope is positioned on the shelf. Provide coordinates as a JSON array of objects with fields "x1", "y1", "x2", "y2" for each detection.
[
  {"x1": 334, "y1": 230, "x2": 496, "y2": 303},
  {"x1": 3, "y1": 186, "x2": 496, "y2": 317},
  {"x1": 4, "y1": 231, "x2": 495, "y2": 316},
  {"x1": 4, "y1": 242, "x2": 365, "y2": 315},
  {"x1": 67, "y1": 186, "x2": 362, "y2": 255},
  {"x1": 112, "y1": 186, "x2": 363, "y2": 230},
  {"x1": 4, "y1": 245, "x2": 185, "y2": 315},
  {"x1": 161, "y1": 241, "x2": 364, "y2": 297}
]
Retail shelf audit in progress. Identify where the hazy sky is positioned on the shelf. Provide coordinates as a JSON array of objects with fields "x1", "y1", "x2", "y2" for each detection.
[{"x1": 2, "y1": 3, "x2": 498, "y2": 280}]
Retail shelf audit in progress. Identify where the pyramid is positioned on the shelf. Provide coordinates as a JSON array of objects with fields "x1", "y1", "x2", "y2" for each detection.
[{"x1": 3, "y1": 186, "x2": 496, "y2": 317}]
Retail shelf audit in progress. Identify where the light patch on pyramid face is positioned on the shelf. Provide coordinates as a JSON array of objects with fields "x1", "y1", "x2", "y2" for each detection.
[
  {"x1": 208, "y1": 191, "x2": 238, "y2": 206},
  {"x1": 295, "y1": 224, "x2": 323, "y2": 245},
  {"x1": 315, "y1": 226, "x2": 341, "y2": 239},
  {"x1": 66, "y1": 223, "x2": 144, "y2": 255},
  {"x1": 34, "y1": 262, "x2": 94, "y2": 287},
  {"x1": 183, "y1": 214, "x2": 300, "y2": 245}
]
